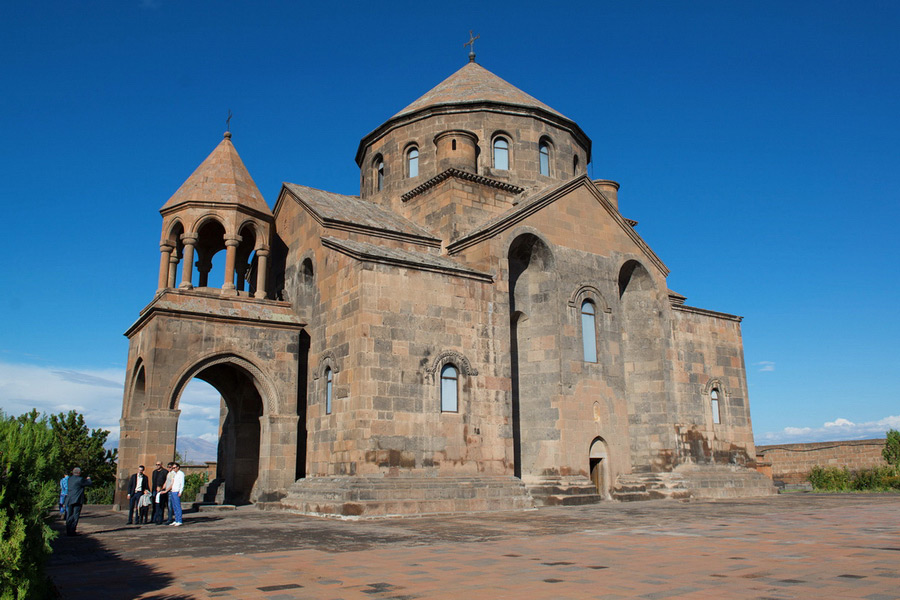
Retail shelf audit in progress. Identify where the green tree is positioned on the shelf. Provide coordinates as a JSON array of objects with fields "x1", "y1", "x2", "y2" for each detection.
[
  {"x1": 0, "y1": 411, "x2": 59, "y2": 599},
  {"x1": 49, "y1": 411, "x2": 117, "y2": 485},
  {"x1": 884, "y1": 429, "x2": 900, "y2": 468}
]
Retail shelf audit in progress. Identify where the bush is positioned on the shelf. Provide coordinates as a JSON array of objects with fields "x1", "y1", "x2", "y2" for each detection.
[
  {"x1": 183, "y1": 472, "x2": 209, "y2": 503},
  {"x1": 884, "y1": 429, "x2": 900, "y2": 468},
  {"x1": 809, "y1": 464, "x2": 900, "y2": 492},
  {"x1": 0, "y1": 411, "x2": 59, "y2": 600},
  {"x1": 85, "y1": 482, "x2": 115, "y2": 505},
  {"x1": 808, "y1": 466, "x2": 851, "y2": 491}
]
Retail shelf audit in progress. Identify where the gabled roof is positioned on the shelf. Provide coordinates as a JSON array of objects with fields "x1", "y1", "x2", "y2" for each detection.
[
  {"x1": 392, "y1": 61, "x2": 566, "y2": 120},
  {"x1": 281, "y1": 183, "x2": 440, "y2": 246},
  {"x1": 447, "y1": 175, "x2": 670, "y2": 277},
  {"x1": 161, "y1": 133, "x2": 270, "y2": 216},
  {"x1": 322, "y1": 237, "x2": 492, "y2": 282}
]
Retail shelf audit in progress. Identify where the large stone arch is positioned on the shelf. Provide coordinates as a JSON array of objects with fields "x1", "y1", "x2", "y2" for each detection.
[
  {"x1": 506, "y1": 230, "x2": 561, "y2": 481},
  {"x1": 167, "y1": 352, "x2": 280, "y2": 505}
]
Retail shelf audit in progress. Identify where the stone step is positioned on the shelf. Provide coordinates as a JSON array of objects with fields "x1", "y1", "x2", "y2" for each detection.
[{"x1": 279, "y1": 475, "x2": 534, "y2": 518}]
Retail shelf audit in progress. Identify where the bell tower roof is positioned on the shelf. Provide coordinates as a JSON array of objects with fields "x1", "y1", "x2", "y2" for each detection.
[{"x1": 161, "y1": 132, "x2": 271, "y2": 216}]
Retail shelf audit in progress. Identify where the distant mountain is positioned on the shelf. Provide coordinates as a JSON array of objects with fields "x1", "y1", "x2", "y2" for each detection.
[{"x1": 176, "y1": 437, "x2": 218, "y2": 463}]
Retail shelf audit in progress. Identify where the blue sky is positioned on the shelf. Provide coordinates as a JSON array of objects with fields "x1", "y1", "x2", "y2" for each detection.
[{"x1": 1, "y1": 1, "x2": 898, "y2": 446}]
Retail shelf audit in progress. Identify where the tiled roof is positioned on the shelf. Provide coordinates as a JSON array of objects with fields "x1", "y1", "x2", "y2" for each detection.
[
  {"x1": 283, "y1": 183, "x2": 439, "y2": 243},
  {"x1": 161, "y1": 133, "x2": 270, "y2": 216},
  {"x1": 322, "y1": 237, "x2": 492, "y2": 282},
  {"x1": 392, "y1": 61, "x2": 566, "y2": 120}
]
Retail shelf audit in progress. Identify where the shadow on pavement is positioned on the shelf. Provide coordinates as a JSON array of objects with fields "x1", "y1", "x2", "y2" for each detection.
[{"x1": 47, "y1": 509, "x2": 185, "y2": 600}]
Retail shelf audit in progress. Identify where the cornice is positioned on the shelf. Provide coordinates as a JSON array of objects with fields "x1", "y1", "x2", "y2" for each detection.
[
  {"x1": 671, "y1": 303, "x2": 743, "y2": 322},
  {"x1": 401, "y1": 168, "x2": 524, "y2": 203}
]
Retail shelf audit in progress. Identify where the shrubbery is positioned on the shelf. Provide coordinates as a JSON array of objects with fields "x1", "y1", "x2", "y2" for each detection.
[
  {"x1": 808, "y1": 464, "x2": 900, "y2": 492},
  {"x1": 0, "y1": 411, "x2": 59, "y2": 600},
  {"x1": 183, "y1": 472, "x2": 209, "y2": 503}
]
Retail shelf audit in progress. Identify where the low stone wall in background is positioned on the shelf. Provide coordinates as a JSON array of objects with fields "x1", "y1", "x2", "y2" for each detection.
[{"x1": 756, "y1": 439, "x2": 887, "y2": 485}]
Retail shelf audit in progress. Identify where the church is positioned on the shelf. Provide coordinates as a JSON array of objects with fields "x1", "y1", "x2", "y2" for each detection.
[{"x1": 115, "y1": 53, "x2": 774, "y2": 516}]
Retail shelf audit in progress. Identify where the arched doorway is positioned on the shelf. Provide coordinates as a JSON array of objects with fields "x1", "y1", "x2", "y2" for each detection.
[
  {"x1": 589, "y1": 438, "x2": 610, "y2": 499},
  {"x1": 174, "y1": 358, "x2": 268, "y2": 505}
]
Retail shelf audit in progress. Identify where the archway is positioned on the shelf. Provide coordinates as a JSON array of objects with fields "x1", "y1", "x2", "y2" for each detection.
[
  {"x1": 589, "y1": 438, "x2": 610, "y2": 499},
  {"x1": 507, "y1": 232, "x2": 557, "y2": 480},
  {"x1": 174, "y1": 359, "x2": 267, "y2": 505}
]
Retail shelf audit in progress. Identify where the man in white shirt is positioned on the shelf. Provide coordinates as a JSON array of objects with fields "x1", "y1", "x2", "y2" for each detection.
[{"x1": 169, "y1": 462, "x2": 185, "y2": 526}]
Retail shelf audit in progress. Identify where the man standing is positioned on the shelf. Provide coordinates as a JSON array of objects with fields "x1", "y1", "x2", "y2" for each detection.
[
  {"x1": 65, "y1": 467, "x2": 92, "y2": 536},
  {"x1": 126, "y1": 465, "x2": 149, "y2": 525},
  {"x1": 161, "y1": 462, "x2": 175, "y2": 524},
  {"x1": 169, "y1": 462, "x2": 185, "y2": 526},
  {"x1": 150, "y1": 461, "x2": 168, "y2": 525}
]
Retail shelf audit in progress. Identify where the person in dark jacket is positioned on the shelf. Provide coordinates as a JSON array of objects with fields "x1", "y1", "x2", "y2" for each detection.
[
  {"x1": 150, "y1": 461, "x2": 168, "y2": 524},
  {"x1": 126, "y1": 465, "x2": 150, "y2": 525},
  {"x1": 65, "y1": 467, "x2": 92, "y2": 536}
]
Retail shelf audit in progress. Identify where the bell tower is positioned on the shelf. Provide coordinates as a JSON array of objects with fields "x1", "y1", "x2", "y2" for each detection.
[{"x1": 157, "y1": 131, "x2": 274, "y2": 297}]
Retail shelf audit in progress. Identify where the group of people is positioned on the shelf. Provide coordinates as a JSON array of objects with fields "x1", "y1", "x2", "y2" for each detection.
[
  {"x1": 126, "y1": 461, "x2": 185, "y2": 527},
  {"x1": 57, "y1": 461, "x2": 185, "y2": 537}
]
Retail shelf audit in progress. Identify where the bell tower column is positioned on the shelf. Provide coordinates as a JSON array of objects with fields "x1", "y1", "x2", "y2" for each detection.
[
  {"x1": 158, "y1": 242, "x2": 174, "y2": 291},
  {"x1": 179, "y1": 234, "x2": 197, "y2": 289},
  {"x1": 254, "y1": 248, "x2": 269, "y2": 299},
  {"x1": 223, "y1": 235, "x2": 241, "y2": 292}
]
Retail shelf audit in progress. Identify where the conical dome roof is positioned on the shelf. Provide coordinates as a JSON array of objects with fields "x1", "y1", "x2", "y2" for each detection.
[
  {"x1": 392, "y1": 61, "x2": 566, "y2": 120},
  {"x1": 161, "y1": 132, "x2": 270, "y2": 216}
]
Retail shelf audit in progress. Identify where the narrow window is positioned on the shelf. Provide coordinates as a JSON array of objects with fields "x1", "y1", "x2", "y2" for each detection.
[
  {"x1": 325, "y1": 367, "x2": 333, "y2": 414},
  {"x1": 581, "y1": 300, "x2": 597, "y2": 363},
  {"x1": 452, "y1": 139, "x2": 457, "y2": 151},
  {"x1": 441, "y1": 364, "x2": 458, "y2": 412},
  {"x1": 407, "y1": 148, "x2": 418, "y2": 178},
  {"x1": 573, "y1": 154, "x2": 580, "y2": 174},
  {"x1": 711, "y1": 389, "x2": 720, "y2": 424},
  {"x1": 493, "y1": 138, "x2": 509, "y2": 171},
  {"x1": 539, "y1": 142, "x2": 550, "y2": 176},
  {"x1": 376, "y1": 160, "x2": 384, "y2": 191}
]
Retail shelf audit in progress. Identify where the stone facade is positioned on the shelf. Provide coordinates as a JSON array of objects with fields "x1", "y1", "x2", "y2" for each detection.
[
  {"x1": 757, "y1": 439, "x2": 888, "y2": 485},
  {"x1": 116, "y1": 57, "x2": 773, "y2": 515}
]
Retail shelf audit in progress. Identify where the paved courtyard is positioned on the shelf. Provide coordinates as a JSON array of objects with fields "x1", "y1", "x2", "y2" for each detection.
[{"x1": 48, "y1": 494, "x2": 900, "y2": 599}]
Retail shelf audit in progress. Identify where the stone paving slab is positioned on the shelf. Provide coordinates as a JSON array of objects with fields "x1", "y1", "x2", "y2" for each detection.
[{"x1": 47, "y1": 494, "x2": 900, "y2": 599}]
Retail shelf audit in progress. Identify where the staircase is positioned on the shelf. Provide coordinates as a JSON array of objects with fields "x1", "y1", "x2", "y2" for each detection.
[
  {"x1": 611, "y1": 472, "x2": 692, "y2": 502},
  {"x1": 193, "y1": 477, "x2": 225, "y2": 505},
  {"x1": 526, "y1": 477, "x2": 604, "y2": 506}
]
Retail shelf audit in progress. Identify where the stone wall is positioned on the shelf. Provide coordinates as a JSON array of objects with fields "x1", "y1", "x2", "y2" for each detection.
[{"x1": 756, "y1": 439, "x2": 888, "y2": 485}]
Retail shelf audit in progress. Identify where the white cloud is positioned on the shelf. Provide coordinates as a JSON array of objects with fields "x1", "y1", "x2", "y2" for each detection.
[
  {"x1": 755, "y1": 361, "x2": 775, "y2": 372},
  {"x1": 757, "y1": 415, "x2": 900, "y2": 445},
  {"x1": 0, "y1": 360, "x2": 221, "y2": 446},
  {"x1": 199, "y1": 432, "x2": 219, "y2": 443}
]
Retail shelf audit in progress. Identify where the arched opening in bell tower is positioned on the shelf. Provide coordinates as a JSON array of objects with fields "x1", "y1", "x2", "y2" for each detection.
[{"x1": 174, "y1": 359, "x2": 266, "y2": 505}]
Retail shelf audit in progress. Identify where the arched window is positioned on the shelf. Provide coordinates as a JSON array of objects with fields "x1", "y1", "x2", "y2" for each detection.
[
  {"x1": 440, "y1": 364, "x2": 459, "y2": 412},
  {"x1": 407, "y1": 147, "x2": 419, "y2": 178},
  {"x1": 573, "y1": 154, "x2": 580, "y2": 174},
  {"x1": 581, "y1": 300, "x2": 597, "y2": 363},
  {"x1": 711, "y1": 388, "x2": 720, "y2": 424},
  {"x1": 374, "y1": 156, "x2": 384, "y2": 192},
  {"x1": 325, "y1": 367, "x2": 333, "y2": 414},
  {"x1": 539, "y1": 142, "x2": 550, "y2": 176},
  {"x1": 492, "y1": 137, "x2": 509, "y2": 171}
]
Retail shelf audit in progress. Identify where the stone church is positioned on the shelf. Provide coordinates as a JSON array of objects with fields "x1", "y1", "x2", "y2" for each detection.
[{"x1": 116, "y1": 55, "x2": 774, "y2": 516}]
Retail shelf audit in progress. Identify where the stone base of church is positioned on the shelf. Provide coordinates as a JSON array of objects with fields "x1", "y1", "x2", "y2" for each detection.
[
  {"x1": 612, "y1": 465, "x2": 777, "y2": 502},
  {"x1": 676, "y1": 464, "x2": 778, "y2": 499},
  {"x1": 271, "y1": 475, "x2": 535, "y2": 518}
]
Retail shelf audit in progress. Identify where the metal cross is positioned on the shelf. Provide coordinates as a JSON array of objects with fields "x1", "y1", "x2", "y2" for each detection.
[
  {"x1": 226, "y1": 109, "x2": 233, "y2": 132},
  {"x1": 464, "y1": 30, "x2": 480, "y2": 60}
]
